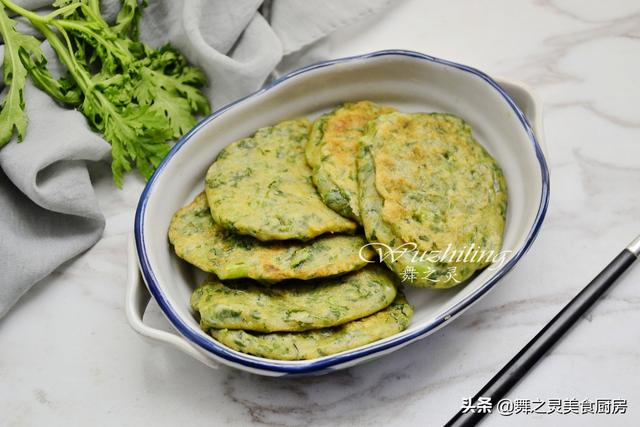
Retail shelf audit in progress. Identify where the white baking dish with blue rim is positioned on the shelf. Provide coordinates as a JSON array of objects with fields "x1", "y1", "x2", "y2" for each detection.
[{"x1": 128, "y1": 49, "x2": 550, "y2": 377}]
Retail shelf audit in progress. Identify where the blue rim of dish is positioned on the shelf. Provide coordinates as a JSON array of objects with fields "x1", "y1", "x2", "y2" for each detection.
[{"x1": 135, "y1": 49, "x2": 550, "y2": 374}]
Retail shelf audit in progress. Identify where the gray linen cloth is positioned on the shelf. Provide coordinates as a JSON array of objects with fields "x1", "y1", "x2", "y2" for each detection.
[{"x1": 0, "y1": 0, "x2": 392, "y2": 318}]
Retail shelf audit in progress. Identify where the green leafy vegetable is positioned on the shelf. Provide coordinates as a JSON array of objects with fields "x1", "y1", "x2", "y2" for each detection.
[
  {"x1": 112, "y1": 0, "x2": 146, "y2": 39},
  {"x1": 0, "y1": 3, "x2": 45, "y2": 145},
  {"x1": 0, "y1": 0, "x2": 210, "y2": 186}
]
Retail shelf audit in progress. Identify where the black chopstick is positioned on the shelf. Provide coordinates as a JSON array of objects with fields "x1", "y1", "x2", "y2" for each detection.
[{"x1": 445, "y1": 235, "x2": 640, "y2": 427}]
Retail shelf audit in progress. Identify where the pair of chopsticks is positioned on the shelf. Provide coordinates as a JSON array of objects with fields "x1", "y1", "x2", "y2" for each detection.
[{"x1": 446, "y1": 235, "x2": 640, "y2": 426}]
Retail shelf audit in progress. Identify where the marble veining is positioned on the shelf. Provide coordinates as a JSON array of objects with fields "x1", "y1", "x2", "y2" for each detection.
[{"x1": 2, "y1": 0, "x2": 640, "y2": 426}]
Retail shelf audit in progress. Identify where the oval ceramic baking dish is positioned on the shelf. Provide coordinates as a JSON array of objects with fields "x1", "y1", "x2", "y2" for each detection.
[{"x1": 129, "y1": 50, "x2": 550, "y2": 376}]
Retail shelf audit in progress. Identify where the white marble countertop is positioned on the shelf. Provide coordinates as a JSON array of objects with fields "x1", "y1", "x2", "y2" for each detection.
[{"x1": 2, "y1": 0, "x2": 640, "y2": 426}]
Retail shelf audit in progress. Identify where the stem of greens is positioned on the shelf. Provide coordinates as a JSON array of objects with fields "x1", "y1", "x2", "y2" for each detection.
[
  {"x1": 0, "y1": 0, "x2": 47, "y2": 24},
  {"x1": 44, "y1": 3, "x2": 81, "y2": 20},
  {"x1": 34, "y1": 20, "x2": 91, "y2": 92}
]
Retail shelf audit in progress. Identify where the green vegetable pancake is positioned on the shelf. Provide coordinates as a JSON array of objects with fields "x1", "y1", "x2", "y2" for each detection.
[
  {"x1": 357, "y1": 113, "x2": 507, "y2": 288},
  {"x1": 205, "y1": 119, "x2": 357, "y2": 241},
  {"x1": 373, "y1": 113, "x2": 507, "y2": 254},
  {"x1": 306, "y1": 101, "x2": 395, "y2": 222},
  {"x1": 210, "y1": 293, "x2": 413, "y2": 360},
  {"x1": 191, "y1": 265, "x2": 397, "y2": 333},
  {"x1": 169, "y1": 193, "x2": 374, "y2": 282}
]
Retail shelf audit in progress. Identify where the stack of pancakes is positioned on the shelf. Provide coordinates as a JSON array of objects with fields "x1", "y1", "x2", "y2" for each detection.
[{"x1": 169, "y1": 101, "x2": 507, "y2": 360}]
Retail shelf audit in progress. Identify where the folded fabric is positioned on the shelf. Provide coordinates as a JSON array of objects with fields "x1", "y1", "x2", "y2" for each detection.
[{"x1": 0, "y1": 0, "x2": 392, "y2": 318}]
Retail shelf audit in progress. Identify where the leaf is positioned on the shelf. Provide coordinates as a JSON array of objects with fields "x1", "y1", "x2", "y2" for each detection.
[
  {"x1": 142, "y1": 66, "x2": 210, "y2": 116},
  {"x1": 130, "y1": 69, "x2": 197, "y2": 138},
  {"x1": 19, "y1": 47, "x2": 82, "y2": 106},
  {"x1": 148, "y1": 86, "x2": 197, "y2": 138},
  {"x1": 80, "y1": 88, "x2": 172, "y2": 187},
  {"x1": 112, "y1": 0, "x2": 147, "y2": 39},
  {"x1": 0, "y1": 4, "x2": 44, "y2": 146}
]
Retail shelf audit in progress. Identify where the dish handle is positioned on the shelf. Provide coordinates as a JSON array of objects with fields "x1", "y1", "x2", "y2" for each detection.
[
  {"x1": 495, "y1": 78, "x2": 548, "y2": 158},
  {"x1": 125, "y1": 235, "x2": 220, "y2": 370}
]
